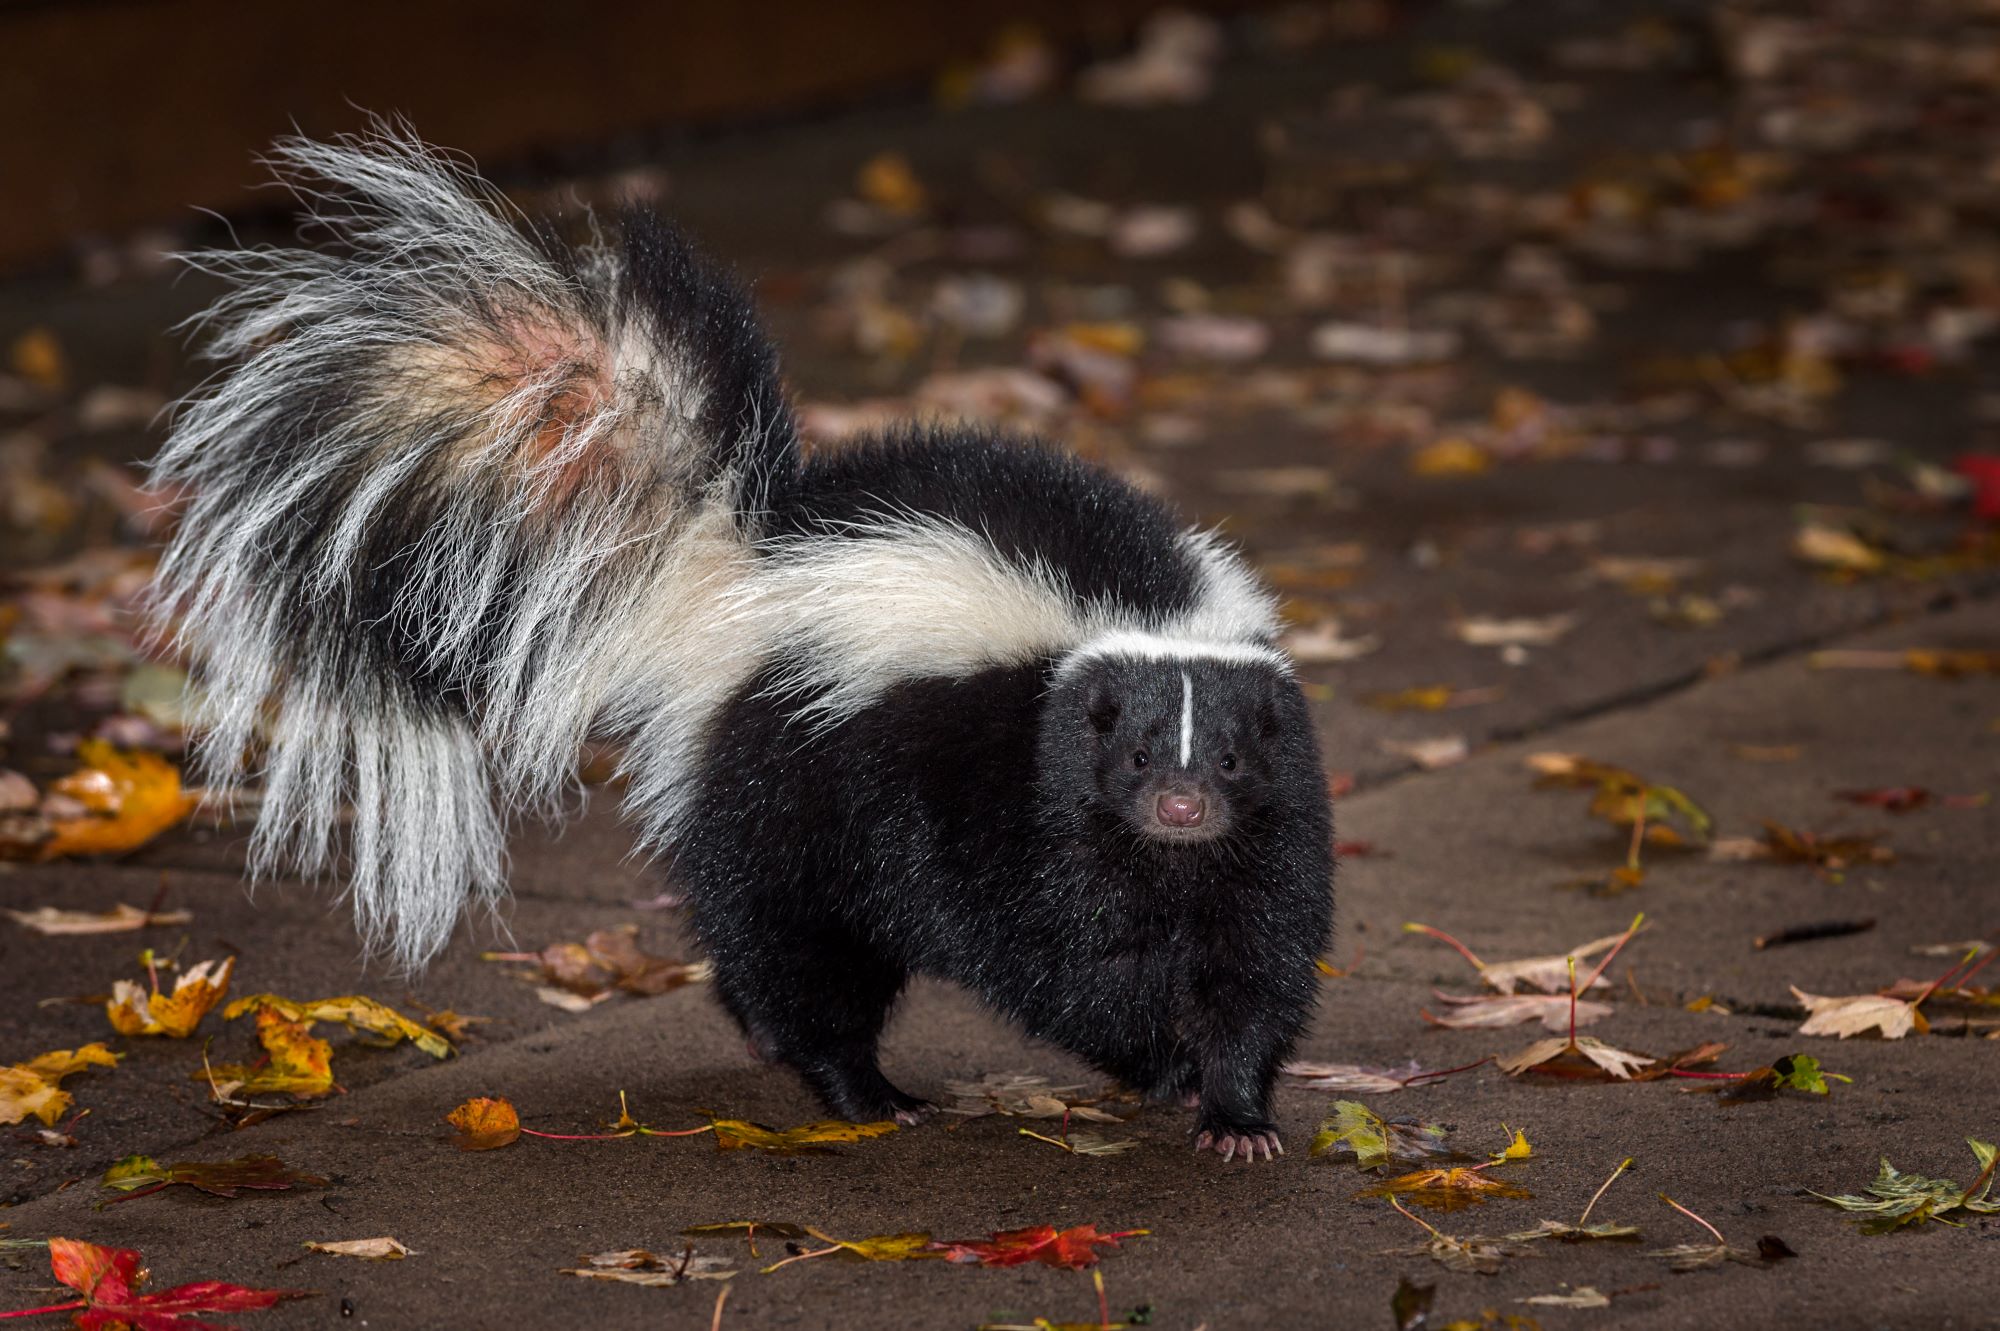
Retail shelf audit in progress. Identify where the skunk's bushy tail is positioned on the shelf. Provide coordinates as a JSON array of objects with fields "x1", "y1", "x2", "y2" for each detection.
[{"x1": 150, "y1": 125, "x2": 795, "y2": 967}]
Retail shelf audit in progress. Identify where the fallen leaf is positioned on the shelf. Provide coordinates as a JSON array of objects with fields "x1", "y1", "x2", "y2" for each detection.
[
  {"x1": 1410, "y1": 438, "x2": 1493, "y2": 476},
  {"x1": 709, "y1": 1117, "x2": 898, "y2": 1154},
  {"x1": 1425, "y1": 991, "x2": 1613, "y2": 1032},
  {"x1": 1404, "y1": 920, "x2": 1629, "y2": 994},
  {"x1": 101, "y1": 1153, "x2": 326, "y2": 1203},
  {"x1": 1527, "y1": 753, "x2": 1712, "y2": 847},
  {"x1": 1793, "y1": 521, "x2": 1886, "y2": 573},
  {"x1": 1519, "y1": 1286, "x2": 1611, "y2": 1308},
  {"x1": 1018, "y1": 1126, "x2": 1139, "y2": 1156},
  {"x1": 26, "y1": 742, "x2": 197, "y2": 860},
  {"x1": 201, "y1": 1008, "x2": 336, "y2": 1097},
  {"x1": 6, "y1": 1237, "x2": 308, "y2": 1327},
  {"x1": 106, "y1": 956, "x2": 234, "y2": 1039},
  {"x1": 1380, "y1": 735, "x2": 1471, "y2": 769},
  {"x1": 1361, "y1": 1167, "x2": 1532, "y2": 1213},
  {"x1": 764, "y1": 1228, "x2": 943, "y2": 1272},
  {"x1": 562, "y1": 1248, "x2": 736, "y2": 1285},
  {"x1": 1810, "y1": 1139, "x2": 1998, "y2": 1232},
  {"x1": 1392, "y1": 1275, "x2": 1436, "y2": 1329},
  {"x1": 488, "y1": 927, "x2": 709, "y2": 1004},
  {"x1": 1310, "y1": 1101, "x2": 1452, "y2": 1169},
  {"x1": 225, "y1": 993, "x2": 451, "y2": 1058},
  {"x1": 934, "y1": 1224, "x2": 1146, "y2": 1269},
  {"x1": 944, "y1": 1072, "x2": 1121, "y2": 1122},
  {"x1": 1282, "y1": 1061, "x2": 1458, "y2": 1093},
  {"x1": 1792, "y1": 987, "x2": 1926, "y2": 1040},
  {"x1": 0, "y1": 1044, "x2": 119, "y2": 1127},
  {"x1": 5, "y1": 903, "x2": 192, "y2": 935},
  {"x1": 1497, "y1": 1035, "x2": 1655, "y2": 1080},
  {"x1": 446, "y1": 1096, "x2": 522, "y2": 1150},
  {"x1": 305, "y1": 1237, "x2": 413, "y2": 1260},
  {"x1": 1455, "y1": 614, "x2": 1577, "y2": 648},
  {"x1": 1752, "y1": 821, "x2": 1894, "y2": 872}
]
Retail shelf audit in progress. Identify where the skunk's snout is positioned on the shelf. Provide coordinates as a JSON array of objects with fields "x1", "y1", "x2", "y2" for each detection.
[{"x1": 1156, "y1": 792, "x2": 1207, "y2": 828}]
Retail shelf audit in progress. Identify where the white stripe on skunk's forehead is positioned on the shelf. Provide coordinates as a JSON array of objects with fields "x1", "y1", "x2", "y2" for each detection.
[{"x1": 1053, "y1": 630, "x2": 1292, "y2": 677}]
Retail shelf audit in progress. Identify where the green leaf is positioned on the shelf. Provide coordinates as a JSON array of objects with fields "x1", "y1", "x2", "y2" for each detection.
[
  {"x1": 1810, "y1": 1138, "x2": 1999, "y2": 1232},
  {"x1": 1309, "y1": 1101, "x2": 1451, "y2": 1170},
  {"x1": 1769, "y1": 1054, "x2": 1841, "y2": 1095}
]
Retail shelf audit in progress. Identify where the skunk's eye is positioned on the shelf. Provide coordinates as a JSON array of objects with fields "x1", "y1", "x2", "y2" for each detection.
[
  {"x1": 1220, "y1": 754, "x2": 1238, "y2": 773},
  {"x1": 1132, "y1": 750, "x2": 1149, "y2": 770}
]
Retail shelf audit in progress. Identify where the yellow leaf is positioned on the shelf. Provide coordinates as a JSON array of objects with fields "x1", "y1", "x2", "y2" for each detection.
[
  {"x1": 202, "y1": 1009, "x2": 335, "y2": 1097},
  {"x1": 225, "y1": 993, "x2": 452, "y2": 1058},
  {"x1": 1410, "y1": 438, "x2": 1492, "y2": 477},
  {"x1": 106, "y1": 957, "x2": 234, "y2": 1038},
  {"x1": 709, "y1": 1117, "x2": 899, "y2": 1154},
  {"x1": 1793, "y1": 522, "x2": 1885, "y2": 573},
  {"x1": 446, "y1": 1096, "x2": 522, "y2": 1150},
  {"x1": 0, "y1": 1043, "x2": 119, "y2": 1127},
  {"x1": 9, "y1": 327, "x2": 66, "y2": 390},
  {"x1": 34, "y1": 742, "x2": 197, "y2": 860},
  {"x1": 1491, "y1": 1127, "x2": 1532, "y2": 1163},
  {"x1": 856, "y1": 152, "x2": 926, "y2": 215}
]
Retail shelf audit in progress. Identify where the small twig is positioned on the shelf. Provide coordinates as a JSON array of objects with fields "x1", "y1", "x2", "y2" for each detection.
[
  {"x1": 1578, "y1": 1157, "x2": 1633, "y2": 1228},
  {"x1": 1400, "y1": 1055, "x2": 1491, "y2": 1088},
  {"x1": 1626, "y1": 966, "x2": 1649, "y2": 1007}
]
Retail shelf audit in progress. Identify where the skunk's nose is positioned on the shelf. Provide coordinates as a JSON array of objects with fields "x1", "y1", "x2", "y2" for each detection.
[{"x1": 1156, "y1": 793, "x2": 1206, "y2": 828}]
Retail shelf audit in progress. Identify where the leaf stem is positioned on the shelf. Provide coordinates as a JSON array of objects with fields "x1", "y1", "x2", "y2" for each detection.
[
  {"x1": 709, "y1": 1283, "x2": 730, "y2": 1331},
  {"x1": 1578, "y1": 913, "x2": 1646, "y2": 994},
  {"x1": 1577, "y1": 1157, "x2": 1633, "y2": 1227},
  {"x1": 1658, "y1": 1193, "x2": 1726, "y2": 1246},
  {"x1": 1388, "y1": 1195, "x2": 1447, "y2": 1242},
  {"x1": 1402, "y1": 923, "x2": 1485, "y2": 971},
  {"x1": 1094, "y1": 1269, "x2": 1110, "y2": 1330},
  {"x1": 1400, "y1": 1055, "x2": 1492, "y2": 1088},
  {"x1": 0, "y1": 1302, "x2": 86, "y2": 1319}
]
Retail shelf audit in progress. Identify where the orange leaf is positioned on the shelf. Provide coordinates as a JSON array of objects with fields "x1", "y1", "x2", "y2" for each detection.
[
  {"x1": 201, "y1": 1009, "x2": 335, "y2": 1098},
  {"x1": 35, "y1": 742, "x2": 197, "y2": 860},
  {"x1": 447, "y1": 1096, "x2": 523, "y2": 1150},
  {"x1": 1359, "y1": 1167, "x2": 1532, "y2": 1213}
]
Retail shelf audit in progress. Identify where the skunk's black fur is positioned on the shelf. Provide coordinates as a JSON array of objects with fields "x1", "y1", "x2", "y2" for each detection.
[{"x1": 152, "y1": 127, "x2": 1335, "y2": 1159}]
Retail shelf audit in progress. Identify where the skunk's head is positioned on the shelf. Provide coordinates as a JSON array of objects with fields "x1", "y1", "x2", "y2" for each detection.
[{"x1": 1042, "y1": 648, "x2": 1301, "y2": 846}]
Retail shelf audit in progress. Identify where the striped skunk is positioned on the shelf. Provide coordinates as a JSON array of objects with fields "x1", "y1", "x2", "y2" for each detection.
[{"x1": 150, "y1": 127, "x2": 1334, "y2": 1161}]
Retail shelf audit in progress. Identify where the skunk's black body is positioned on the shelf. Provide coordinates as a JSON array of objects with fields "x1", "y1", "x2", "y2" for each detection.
[
  {"x1": 690, "y1": 440, "x2": 1333, "y2": 1146},
  {"x1": 153, "y1": 128, "x2": 1335, "y2": 1160}
]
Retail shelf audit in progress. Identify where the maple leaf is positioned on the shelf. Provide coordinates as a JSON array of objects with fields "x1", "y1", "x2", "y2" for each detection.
[
  {"x1": 562, "y1": 1247, "x2": 736, "y2": 1285},
  {"x1": 1282, "y1": 1060, "x2": 1479, "y2": 1093},
  {"x1": 446, "y1": 1096, "x2": 522, "y2": 1150},
  {"x1": 488, "y1": 926, "x2": 709, "y2": 1005},
  {"x1": 0, "y1": 1236, "x2": 309, "y2": 1328},
  {"x1": 1424, "y1": 991, "x2": 1613, "y2": 1032},
  {"x1": 1527, "y1": 752, "x2": 1711, "y2": 847},
  {"x1": 304, "y1": 1237, "x2": 413, "y2": 1260},
  {"x1": 944, "y1": 1072, "x2": 1121, "y2": 1122},
  {"x1": 1403, "y1": 921, "x2": 1628, "y2": 994},
  {"x1": 107, "y1": 956, "x2": 234, "y2": 1039},
  {"x1": 1713, "y1": 824, "x2": 1893, "y2": 873},
  {"x1": 709, "y1": 1117, "x2": 898, "y2": 1154},
  {"x1": 1791, "y1": 987, "x2": 1926, "y2": 1039},
  {"x1": 1308, "y1": 1101, "x2": 1451, "y2": 1169},
  {"x1": 5, "y1": 903, "x2": 192, "y2": 935},
  {"x1": 0, "y1": 1043, "x2": 119, "y2": 1127},
  {"x1": 14, "y1": 743, "x2": 199, "y2": 861},
  {"x1": 1518, "y1": 1286, "x2": 1611, "y2": 1309},
  {"x1": 1360, "y1": 1167, "x2": 1531, "y2": 1213},
  {"x1": 200, "y1": 1008, "x2": 335, "y2": 1097},
  {"x1": 680, "y1": 1222, "x2": 810, "y2": 1262},
  {"x1": 1680, "y1": 1052, "x2": 1849, "y2": 1102},
  {"x1": 1382, "y1": 1198, "x2": 1536, "y2": 1274},
  {"x1": 1810, "y1": 1138, "x2": 1998, "y2": 1233},
  {"x1": 101, "y1": 1153, "x2": 326, "y2": 1204},
  {"x1": 934, "y1": 1224, "x2": 1147, "y2": 1269},
  {"x1": 761, "y1": 1227, "x2": 943, "y2": 1273},
  {"x1": 224, "y1": 993, "x2": 451, "y2": 1058},
  {"x1": 1498, "y1": 1035, "x2": 1654, "y2": 1080}
]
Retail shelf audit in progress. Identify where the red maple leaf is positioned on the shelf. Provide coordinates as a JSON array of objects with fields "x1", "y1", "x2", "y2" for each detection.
[
  {"x1": 932, "y1": 1223, "x2": 1146, "y2": 1269},
  {"x1": 1957, "y1": 454, "x2": 2000, "y2": 521},
  {"x1": 1, "y1": 1237, "x2": 308, "y2": 1329}
]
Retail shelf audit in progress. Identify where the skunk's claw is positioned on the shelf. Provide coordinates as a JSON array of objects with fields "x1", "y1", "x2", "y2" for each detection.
[{"x1": 1194, "y1": 1127, "x2": 1283, "y2": 1162}]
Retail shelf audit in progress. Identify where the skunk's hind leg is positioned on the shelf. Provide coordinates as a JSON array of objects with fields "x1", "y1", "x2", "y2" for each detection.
[{"x1": 702, "y1": 916, "x2": 929, "y2": 1125}]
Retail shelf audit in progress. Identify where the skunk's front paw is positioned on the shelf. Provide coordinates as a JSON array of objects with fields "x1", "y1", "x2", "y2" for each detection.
[{"x1": 1192, "y1": 1116, "x2": 1283, "y2": 1163}]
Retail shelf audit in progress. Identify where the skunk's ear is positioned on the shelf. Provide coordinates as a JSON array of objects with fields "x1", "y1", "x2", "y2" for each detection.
[{"x1": 1082, "y1": 669, "x2": 1122, "y2": 736}]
